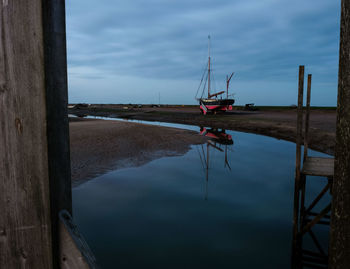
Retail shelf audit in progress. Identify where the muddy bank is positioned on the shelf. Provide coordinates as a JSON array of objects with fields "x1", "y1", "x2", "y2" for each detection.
[
  {"x1": 70, "y1": 106, "x2": 336, "y2": 156},
  {"x1": 70, "y1": 119, "x2": 206, "y2": 186}
]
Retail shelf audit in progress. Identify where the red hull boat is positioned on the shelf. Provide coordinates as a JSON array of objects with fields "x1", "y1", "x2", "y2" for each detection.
[{"x1": 197, "y1": 36, "x2": 236, "y2": 115}]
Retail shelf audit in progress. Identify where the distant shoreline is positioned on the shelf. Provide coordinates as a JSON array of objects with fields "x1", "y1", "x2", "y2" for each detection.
[
  {"x1": 69, "y1": 104, "x2": 337, "y2": 110},
  {"x1": 69, "y1": 105, "x2": 336, "y2": 156}
]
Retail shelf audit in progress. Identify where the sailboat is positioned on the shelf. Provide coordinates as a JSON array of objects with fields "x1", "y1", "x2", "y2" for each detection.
[{"x1": 197, "y1": 36, "x2": 235, "y2": 115}]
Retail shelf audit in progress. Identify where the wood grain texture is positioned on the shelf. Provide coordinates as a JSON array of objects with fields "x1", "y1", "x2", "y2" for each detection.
[
  {"x1": 0, "y1": 1, "x2": 53, "y2": 268},
  {"x1": 329, "y1": 0, "x2": 350, "y2": 268},
  {"x1": 59, "y1": 210, "x2": 97, "y2": 269},
  {"x1": 302, "y1": 157, "x2": 334, "y2": 178}
]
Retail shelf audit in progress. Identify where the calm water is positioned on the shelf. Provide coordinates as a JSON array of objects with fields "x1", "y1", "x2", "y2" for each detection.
[{"x1": 72, "y1": 124, "x2": 331, "y2": 269}]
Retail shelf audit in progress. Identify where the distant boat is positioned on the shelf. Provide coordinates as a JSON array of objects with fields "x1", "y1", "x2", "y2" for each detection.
[{"x1": 197, "y1": 36, "x2": 235, "y2": 115}]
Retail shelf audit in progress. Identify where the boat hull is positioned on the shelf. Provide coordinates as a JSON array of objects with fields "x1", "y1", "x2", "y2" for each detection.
[{"x1": 199, "y1": 98, "x2": 235, "y2": 115}]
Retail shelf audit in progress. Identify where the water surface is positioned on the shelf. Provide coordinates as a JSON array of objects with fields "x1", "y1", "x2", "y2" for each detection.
[{"x1": 73, "y1": 125, "x2": 330, "y2": 269}]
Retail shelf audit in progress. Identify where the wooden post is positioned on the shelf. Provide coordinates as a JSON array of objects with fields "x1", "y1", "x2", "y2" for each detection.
[
  {"x1": 329, "y1": 0, "x2": 350, "y2": 267},
  {"x1": 300, "y1": 73, "x2": 311, "y2": 238},
  {"x1": 42, "y1": 1, "x2": 72, "y2": 267},
  {"x1": 293, "y1": 65, "x2": 305, "y2": 228},
  {"x1": 304, "y1": 74, "x2": 312, "y2": 161},
  {"x1": 291, "y1": 65, "x2": 304, "y2": 268},
  {"x1": 0, "y1": 1, "x2": 94, "y2": 268},
  {"x1": 295, "y1": 65, "x2": 305, "y2": 178},
  {"x1": 0, "y1": 1, "x2": 54, "y2": 268}
]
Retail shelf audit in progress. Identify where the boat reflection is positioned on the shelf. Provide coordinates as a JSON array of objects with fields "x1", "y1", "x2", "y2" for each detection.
[
  {"x1": 199, "y1": 127, "x2": 234, "y2": 145},
  {"x1": 197, "y1": 127, "x2": 234, "y2": 200}
]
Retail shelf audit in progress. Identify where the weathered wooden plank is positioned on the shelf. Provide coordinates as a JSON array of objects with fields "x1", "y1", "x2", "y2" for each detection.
[
  {"x1": 59, "y1": 210, "x2": 97, "y2": 269},
  {"x1": 0, "y1": 1, "x2": 53, "y2": 268},
  {"x1": 302, "y1": 157, "x2": 334, "y2": 177},
  {"x1": 329, "y1": 0, "x2": 350, "y2": 268}
]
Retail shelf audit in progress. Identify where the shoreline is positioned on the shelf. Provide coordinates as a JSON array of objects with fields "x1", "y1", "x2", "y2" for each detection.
[
  {"x1": 69, "y1": 106, "x2": 336, "y2": 156},
  {"x1": 70, "y1": 119, "x2": 207, "y2": 186}
]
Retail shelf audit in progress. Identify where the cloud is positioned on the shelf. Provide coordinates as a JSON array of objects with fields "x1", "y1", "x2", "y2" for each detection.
[{"x1": 66, "y1": 0, "x2": 341, "y2": 105}]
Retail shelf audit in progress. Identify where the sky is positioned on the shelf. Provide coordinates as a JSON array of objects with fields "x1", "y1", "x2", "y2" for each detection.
[{"x1": 66, "y1": 0, "x2": 341, "y2": 106}]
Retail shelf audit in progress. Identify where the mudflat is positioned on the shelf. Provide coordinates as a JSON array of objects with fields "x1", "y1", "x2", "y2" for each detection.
[{"x1": 70, "y1": 119, "x2": 206, "y2": 186}]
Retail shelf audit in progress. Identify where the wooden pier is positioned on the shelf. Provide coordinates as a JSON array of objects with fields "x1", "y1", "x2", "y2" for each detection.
[
  {"x1": 292, "y1": 2, "x2": 350, "y2": 268},
  {"x1": 292, "y1": 67, "x2": 334, "y2": 269}
]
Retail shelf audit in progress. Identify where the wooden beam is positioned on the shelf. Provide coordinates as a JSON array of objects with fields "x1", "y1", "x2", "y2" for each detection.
[
  {"x1": 291, "y1": 65, "x2": 304, "y2": 269},
  {"x1": 300, "y1": 204, "x2": 331, "y2": 235},
  {"x1": 0, "y1": 1, "x2": 53, "y2": 268},
  {"x1": 293, "y1": 66, "x2": 305, "y2": 231},
  {"x1": 42, "y1": 1, "x2": 72, "y2": 267},
  {"x1": 208, "y1": 90, "x2": 225, "y2": 98},
  {"x1": 329, "y1": 0, "x2": 350, "y2": 267},
  {"x1": 302, "y1": 157, "x2": 334, "y2": 178},
  {"x1": 305, "y1": 183, "x2": 330, "y2": 215},
  {"x1": 308, "y1": 229, "x2": 327, "y2": 258},
  {"x1": 304, "y1": 74, "x2": 312, "y2": 160},
  {"x1": 1, "y1": 1, "x2": 94, "y2": 268}
]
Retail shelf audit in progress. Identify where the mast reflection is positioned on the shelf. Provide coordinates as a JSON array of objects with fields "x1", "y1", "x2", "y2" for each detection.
[{"x1": 197, "y1": 127, "x2": 234, "y2": 200}]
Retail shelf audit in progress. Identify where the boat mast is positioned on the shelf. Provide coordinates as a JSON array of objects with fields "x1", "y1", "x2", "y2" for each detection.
[
  {"x1": 226, "y1": 72, "x2": 234, "y2": 99},
  {"x1": 208, "y1": 35, "x2": 211, "y2": 99},
  {"x1": 226, "y1": 75, "x2": 228, "y2": 99}
]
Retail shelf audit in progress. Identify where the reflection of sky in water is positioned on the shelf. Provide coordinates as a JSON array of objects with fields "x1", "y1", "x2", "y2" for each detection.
[{"x1": 73, "y1": 129, "x2": 331, "y2": 269}]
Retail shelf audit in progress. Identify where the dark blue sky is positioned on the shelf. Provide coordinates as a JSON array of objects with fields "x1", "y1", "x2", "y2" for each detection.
[{"x1": 66, "y1": 0, "x2": 341, "y2": 105}]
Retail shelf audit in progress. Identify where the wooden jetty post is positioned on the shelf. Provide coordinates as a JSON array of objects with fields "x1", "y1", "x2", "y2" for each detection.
[
  {"x1": 299, "y1": 74, "x2": 312, "y2": 233},
  {"x1": 291, "y1": 65, "x2": 304, "y2": 267},
  {"x1": 303, "y1": 74, "x2": 312, "y2": 161},
  {"x1": 329, "y1": 0, "x2": 350, "y2": 267},
  {"x1": 0, "y1": 1, "x2": 95, "y2": 268}
]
